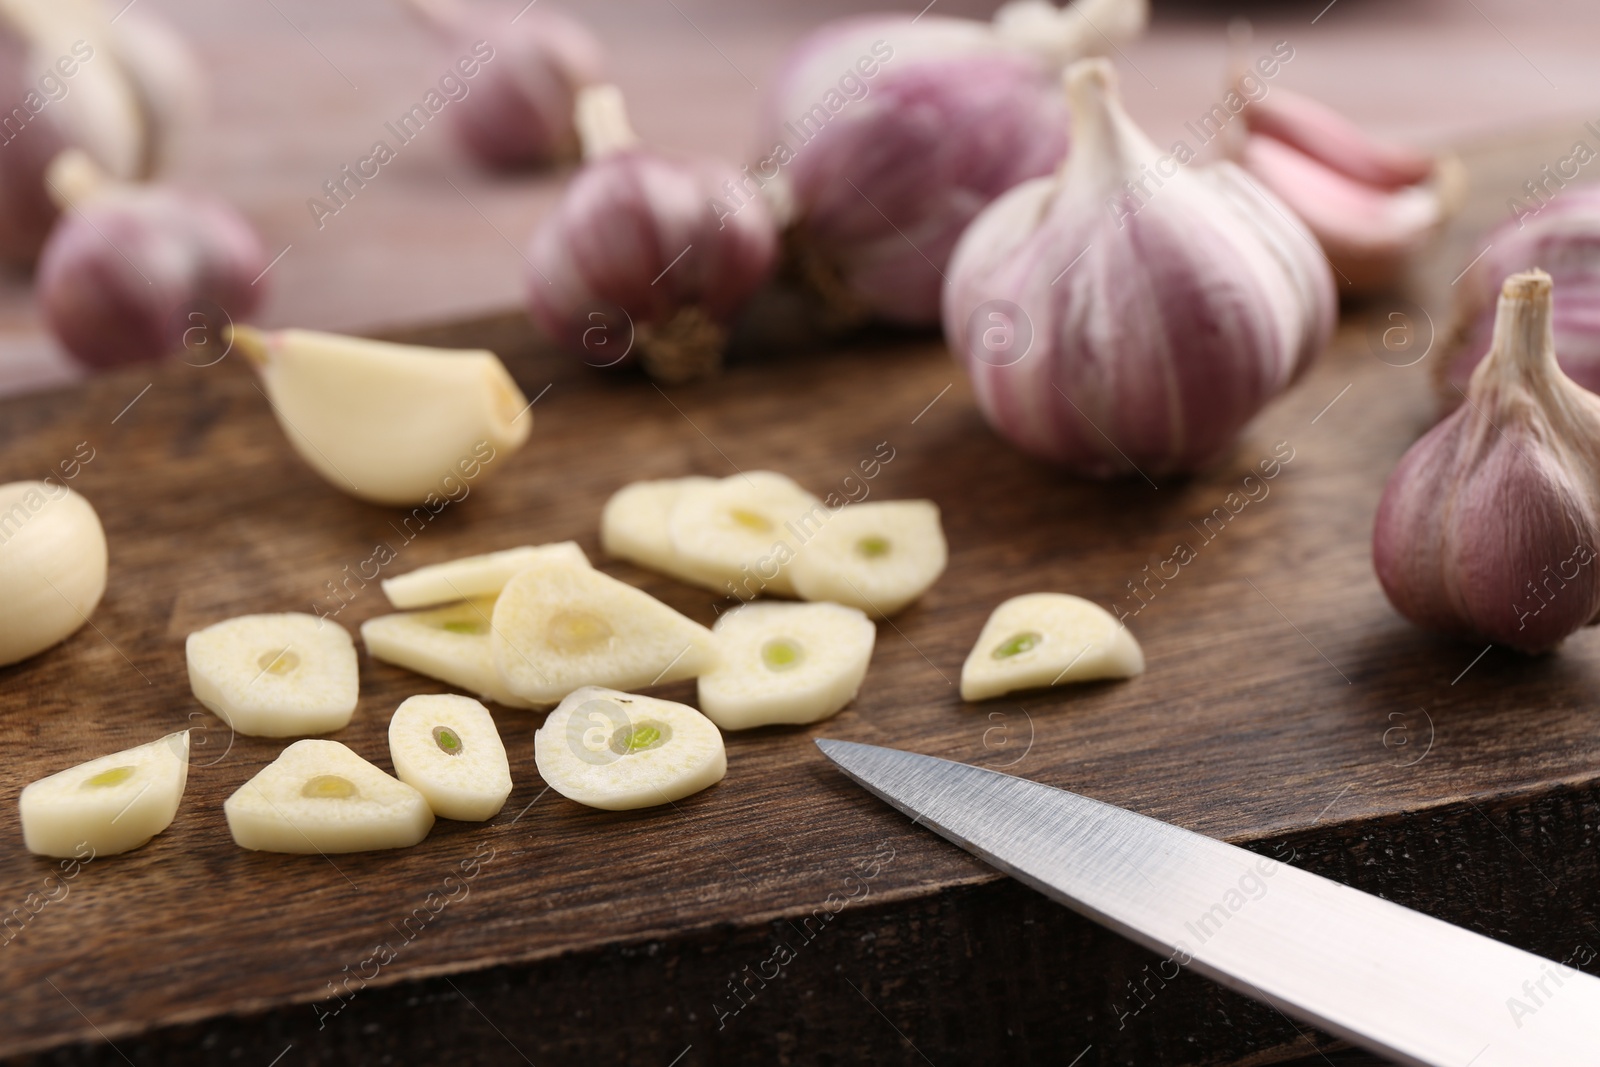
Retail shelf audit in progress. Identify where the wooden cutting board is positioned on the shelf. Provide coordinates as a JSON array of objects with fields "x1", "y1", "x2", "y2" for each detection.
[{"x1": 2, "y1": 130, "x2": 1599, "y2": 1067}]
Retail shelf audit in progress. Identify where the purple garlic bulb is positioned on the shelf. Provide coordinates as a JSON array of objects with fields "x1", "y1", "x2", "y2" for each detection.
[
  {"x1": 405, "y1": 0, "x2": 603, "y2": 170},
  {"x1": 758, "y1": 0, "x2": 1147, "y2": 328},
  {"x1": 36, "y1": 152, "x2": 270, "y2": 370},
  {"x1": 943, "y1": 59, "x2": 1335, "y2": 477},
  {"x1": 1438, "y1": 185, "x2": 1600, "y2": 405},
  {"x1": 525, "y1": 86, "x2": 778, "y2": 383},
  {"x1": 1375, "y1": 270, "x2": 1600, "y2": 653}
]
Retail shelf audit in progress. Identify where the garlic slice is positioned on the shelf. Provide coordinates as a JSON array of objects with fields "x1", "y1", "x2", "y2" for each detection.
[
  {"x1": 388, "y1": 694, "x2": 511, "y2": 822},
  {"x1": 186, "y1": 613, "x2": 360, "y2": 737},
  {"x1": 0, "y1": 481, "x2": 107, "y2": 667},
  {"x1": 960, "y1": 593, "x2": 1143, "y2": 701},
  {"x1": 698, "y1": 602, "x2": 875, "y2": 730},
  {"x1": 788, "y1": 500, "x2": 947, "y2": 616},
  {"x1": 361, "y1": 598, "x2": 537, "y2": 710},
  {"x1": 668, "y1": 471, "x2": 823, "y2": 597},
  {"x1": 224, "y1": 739, "x2": 433, "y2": 853},
  {"x1": 600, "y1": 476, "x2": 726, "y2": 588},
  {"x1": 534, "y1": 686, "x2": 726, "y2": 810},
  {"x1": 490, "y1": 555, "x2": 718, "y2": 705},
  {"x1": 232, "y1": 326, "x2": 531, "y2": 507},
  {"x1": 19, "y1": 730, "x2": 189, "y2": 857},
  {"x1": 381, "y1": 541, "x2": 589, "y2": 610}
]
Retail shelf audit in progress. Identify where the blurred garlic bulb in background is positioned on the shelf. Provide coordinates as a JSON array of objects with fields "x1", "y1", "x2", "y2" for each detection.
[
  {"x1": 525, "y1": 85, "x2": 778, "y2": 383},
  {"x1": 37, "y1": 151, "x2": 269, "y2": 370},
  {"x1": 402, "y1": 0, "x2": 603, "y2": 169},
  {"x1": 944, "y1": 59, "x2": 1334, "y2": 477},
  {"x1": 1438, "y1": 187, "x2": 1600, "y2": 404}
]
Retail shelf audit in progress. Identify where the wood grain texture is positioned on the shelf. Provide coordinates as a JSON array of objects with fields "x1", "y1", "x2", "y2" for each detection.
[{"x1": 3, "y1": 135, "x2": 1600, "y2": 1067}]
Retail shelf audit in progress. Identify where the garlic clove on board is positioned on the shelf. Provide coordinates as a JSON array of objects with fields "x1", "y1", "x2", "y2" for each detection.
[
  {"x1": 600, "y1": 476, "x2": 727, "y2": 589},
  {"x1": 362, "y1": 598, "x2": 540, "y2": 710},
  {"x1": 1373, "y1": 270, "x2": 1600, "y2": 654},
  {"x1": 224, "y1": 739, "x2": 434, "y2": 853},
  {"x1": 20, "y1": 731, "x2": 189, "y2": 858},
  {"x1": 186, "y1": 613, "x2": 360, "y2": 738},
  {"x1": 697, "y1": 601, "x2": 876, "y2": 730},
  {"x1": 944, "y1": 58, "x2": 1335, "y2": 477},
  {"x1": 381, "y1": 541, "x2": 589, "y2": 610},
  {"x1": 1235, "y1": 81, "x2": 1435, "y2": 191},
  {"x1": 667, "y1": 471, "x2": 821, "y2": 598},
  {"x1": 388, "y1": 694, "x2": 511, "y2": 822},
  {"x1": 787, "y1": 499, "x2": 947, "y2": 617},
  {"x1": 960, "y1": 593, "x2": 1144, "y2": 701},
  {"x1": 232, "y1": 327, "x2": 531, "y2": 507},
  {"x1": 0, "y1": 481, "x2": 107, "y2": 668}
]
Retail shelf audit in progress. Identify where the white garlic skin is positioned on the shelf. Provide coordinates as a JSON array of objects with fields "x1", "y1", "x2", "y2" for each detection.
[
  {"x1": 943, "y1": 58, "x2": 1334, "y2": 477},
  {"x1": 37, "y1": 180, "x2": 269, "y2": 369},
  {"x1": 1374, "y1": 270, "x2": 1600, "y2": 654},
  {"x1": 0, "y1": 481, "x2": 107, "y2": 667}
]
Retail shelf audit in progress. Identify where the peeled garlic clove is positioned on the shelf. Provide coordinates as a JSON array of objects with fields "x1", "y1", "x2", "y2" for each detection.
[
  {"x1": 1438, "y1": 187, "x2": 1600, "y2": 404},
  {"x1": 600, "y1": 476, "x2": 726, "y2": 589},
  {"x1": 765, "y1": 0, "x2": 1146, "y2": 327},
  {"x1": 1375, "y1": 270, "x2": 1600, "y2": 654},
  {"x1": 491, "y1": 555, "x2": 719, "y2": 705},
  {"x1": 667, "y1": 471, "x2": 821, "y2": 598},
  {"x1": 361, "y1": 598, "x2": 538, "y2": 710},
  {"x1": 382, "y1": 541, "x2": 589, "y2": 610},
  {"x1": 534, "y1": 685, "x2": 725, "y2": 810},
  {"x1": 388, "y1": 694, "x2": 511, "y2": 821},
  {"x1": 38, "y1": 152, "x2": 269, "y2": 370},
  {"x1": 224, "y1": 739, "x2": 434, "y2": 853},
  {"x1": 788, "y1": 500, "x2": 946, "y2": 616},
  {"x1": 0, "y1": 481, "x2": 106, "y2": 667},
  {"x1": 525, "y1": 85, "x2": 778, "y2": 383},
  {"x1": 960, "y1": 593, "x2": 1144, "y2": 701},
  {"x1": 697, "y1": 602, "x2": 875, "y2": 730},
  {"x1": 944, "y1": 59, "x2": 1334, "y2": 477},
  {"x1": 19, "y1": 731, "x2": 189, "y2": 857},
  {"x1": 233, "y1": 326, "x2": 531, "y2": 507},
  {"x1": 186, "y1": 613, "x2": 360, "y2": 737}
]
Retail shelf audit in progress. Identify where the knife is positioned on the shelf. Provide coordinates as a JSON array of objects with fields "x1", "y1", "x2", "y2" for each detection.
[{"x1": 815, "y1": 739, "x2": 1600, "y2": 1067}]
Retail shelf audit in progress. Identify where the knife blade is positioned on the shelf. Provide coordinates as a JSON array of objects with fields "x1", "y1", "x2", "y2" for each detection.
[{"x1": 816, "y1": 739, "x2": 1600, "y2": 1067}]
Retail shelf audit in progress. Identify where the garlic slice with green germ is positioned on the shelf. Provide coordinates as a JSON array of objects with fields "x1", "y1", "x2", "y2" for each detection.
[
  {"x1": 490, "y1": 555, "x2": 719, "y2": 705},
  {"x1": 600, "y1": 476, "x2": 726, "y2": 589},
  {"x1": 19, "y1": 730, "x2": 189, "y2": 857},
  {"x1": 0, "y1": 481, "x2": 107, "y2": 668},
  {"x1": 186, "y1": 613, "x2": 360, "y2": 737},
  {"x1": 231, "y1": 326, "x2": 531, "y2": 507},
  {"x1": 534, "y1": 686, "x2": 725, "y2": 810},
  {"x1": 668, "y1": 471, "x2": 822, "y2": 598},
  {"x1": 388, "y1": 694, "x2": 511, "y2": 822},
  {"x1": 788, "y1": 500, "x2": 947, "y2": 616},
  {"x1": 362, "y1": 598, "x2": 537, "y2": 710},
  {"x1": 381, "y1": 541, "x2": 589, "y2": 610},
  {"x1": 224, "y1": 739, "x2": 433, "y2": 853},
  {"x1": 698, "y1": 602, "x2": 875, "y2": 730},
  {"x1": 960, "y1": 593, "x2": 1143, "y2": 701}
]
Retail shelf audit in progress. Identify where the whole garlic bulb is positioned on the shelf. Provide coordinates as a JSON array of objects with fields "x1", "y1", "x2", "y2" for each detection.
[
  {"x1": 36, "y1": 151, "x2": 270, "y2": 370},
  {"x1": 1437, "y1": 186, "x2": 1600, "y2": 403},
  {"x1": 402, "y1": 0, "x2": 602, "y2": 169},
  {"x1": 943, "y1": 59, "x2": 1335, "y2": 477},
  {"x1": 1374, "y1": 270, "x2": 1600, "y2": 654},
  {"x1": 764, "y1": 0, "x2": 1147, "y2": 328},
  {"x1": 525, "y1": 85, "x2": 778, "y2": 383},
  {"x1": 0, "y1": 481, "x2": 107, "y2": 667}
]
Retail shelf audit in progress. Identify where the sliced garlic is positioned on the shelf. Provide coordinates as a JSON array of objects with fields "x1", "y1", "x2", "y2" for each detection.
[
  {"x1": 667, "y1": 471, "x2": 823, "y2": 597},
  {"x1": 19, "y1": 731, "x2": 189, "y2": 858},
  {"x1": 698, "y1": 602, "x2": 875, "y2": 730},
  {"x1": 388, "y1": 694, "x2": 511, "y2": 822},
  {"x1": 960, "y1": 593, "x2": 1143, "y2": 701},
  {"x1": 491, "y1": 555, "x2": 718, "y2": 705},
  {"x1": 0, "y1": 481, "x2": 107, "y2": 667},
  {"x1": 224, "y1": 739, "x2": 434, "y2": 853},
  {"x1": 381, "y1": 541, "x2": 589, "y2": 610},
  {"x1": 186, "y1": 613, "x2": 360, "y2": 737},
  {"x1": 362, "y1": 598, "x2": 537, "y2": 709},
  {"x1": 534, "y1": 686, "x2": 726, "y2": 810},
  {"x1": 788, "y1": 500, "x2": 947, "y2": 616},
  {"x1": 600, "y1": 476, "x2": 726, "y2": 588},
  {"x1": 233, "y1": 326, "x2": 531, "y2": 507}
]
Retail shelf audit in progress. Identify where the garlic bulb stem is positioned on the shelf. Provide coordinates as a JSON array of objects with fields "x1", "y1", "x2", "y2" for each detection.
[
  {"x1": 993, "y1": 0, "x2": 1150, "y2": 71},
  {"x1": 575, "y1": 83, "x2": 638, "y2": 161},
  {"x1": 42, "y1": 149, "x2": 109, "y2": 212},
  {"x1": 1478, "y1": 272, "x2": 1557, "y2": 390}
]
